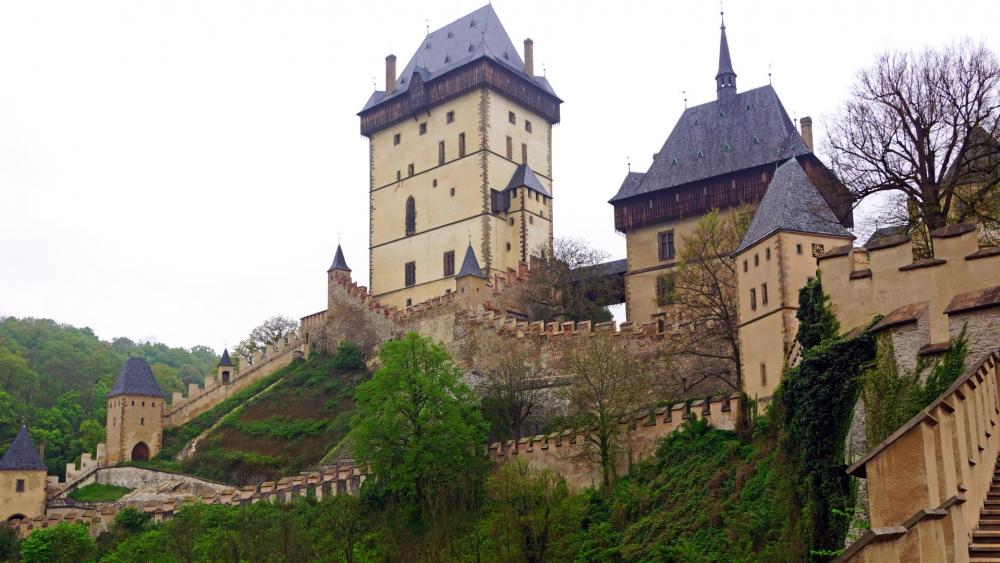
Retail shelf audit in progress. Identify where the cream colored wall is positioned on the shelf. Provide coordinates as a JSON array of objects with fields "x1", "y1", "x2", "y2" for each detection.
[
  {"x1": 105, "y1": 395, "x2": 163, "y2": 465},
  {"x1": 0, "y1": 470, "x2": 46, "y2": 521},
  {"x1": 623, "y1": 214, "x2": 702, "y2": 323}
]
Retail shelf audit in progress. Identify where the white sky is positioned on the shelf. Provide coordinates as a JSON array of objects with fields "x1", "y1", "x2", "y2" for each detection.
[{"x1": 1, "y1": 0, "x2": 998, "y2": 351}]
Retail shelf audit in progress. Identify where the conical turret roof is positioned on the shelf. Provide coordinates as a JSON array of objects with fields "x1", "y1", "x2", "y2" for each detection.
[
  {"x1": 107, "y1": 357, "x2": 165, "y2": 399},
  {"x1": 0, "y1": 426, "x2": 47, "y2": 471},
  {"x1": 328, "y1": 244, "x2": 351, "y2": 272},
  {"x1": 219, "y1": 348, "x2": 233, "y2": 367},
  {"x1": 457, "y1": 243, "x2": 485, "y2": 278}
]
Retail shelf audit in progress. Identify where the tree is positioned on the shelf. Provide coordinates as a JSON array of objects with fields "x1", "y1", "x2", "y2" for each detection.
[
  {"x1": 560, "y1": 334, "x2": 654, "y2": 490},
  {"x1": 349, "y1": 333, "x2": 488, "y2": 513},
  {"x1": 521, "y1": 238, "x2": 616, "y2": 323},
  {"x1": 251, "y1": 316, "x2": 299, "y2": 349},
  {"x1": 18, "y1": 522, "x2": 96, "y2": 563},
  {"x1": 233, "y1": 338, "x2": 259, "y2": 366},
  {"x1": 463, "y1": 330, "x2": 546, "y2": 441},
  {"x1": 828, "y1": 41, "x2": 1000, "y2": 241},
  {"x1": 795, "y1": 275, "x2": 840, "y2": 351},
  {"x1": 664, "y1": 208, "x2": 751, "y2": 392},
  {"x1": 313, "y1": 494, "x2": 365, "y2": 563},
  {"x1": 332, "y1": 340, "x2": 365, "y2": 371}
]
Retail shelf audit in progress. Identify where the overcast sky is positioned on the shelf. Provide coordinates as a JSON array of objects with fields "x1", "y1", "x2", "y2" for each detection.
[{"x1": 2, "y1": 0, "x2": 998, "y2": 352}]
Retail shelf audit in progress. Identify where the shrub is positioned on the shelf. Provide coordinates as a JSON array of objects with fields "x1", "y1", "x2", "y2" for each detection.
[
  {"x1": 333, "y1": 340, "x2": 365, "y2": 371},
  {"x1": 19, "y1": 522, "x2": 95, "y2": 563}
]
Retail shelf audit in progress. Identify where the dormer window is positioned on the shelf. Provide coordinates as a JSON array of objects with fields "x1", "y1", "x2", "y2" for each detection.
[
  {"x1": 671, "y1": 156, "x2": 679, "y2": 165},
  {"x1": 503, "y1": 51, "x2": 509, "y2": 60},
  {"x1": 719, "y1": 110, "x2": 726, "y2": 118},
  {"x1": 445, "y1": 55, "x2": 451, "y2": 64},
  {"x1": 468, "y1": 44, "x2": 474, "y2": 52},
  {"x1": 745, "y1": 103, "x2": 754, "y2": 111},
  {"x1": 723, "y1": 143, "x2": 732, "y2": 152},
  {"x1": 425, "y1": 43, "x2": 431, "y2": 50},
  {"x1": 447, "y1": 30, "x2": 454, "y2": 38},
  {"x1": 752, "y1": 136, "x2": 760, "y2": 145},
  {"x1": 470, "y1": 18, "x2": 476, "y2": 27},
  {"x1": 697, "y1": 150, "x2": 705, "y2": 159},
  {"x1": 693, "y1": 117, "x2": 700, "y2": 125}
]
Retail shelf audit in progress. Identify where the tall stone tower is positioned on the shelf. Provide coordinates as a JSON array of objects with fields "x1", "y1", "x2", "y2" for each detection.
[
  {"x1": 0, "y1": 426, "x2": 48, "y2": 521},
  {"x1": 105, "y1": 357, "x2": 165, "y2": 465},
  {"x1": 358, "y1": 4, "x2": 562, "y2": 310},
  {"x1": 734, "y1": 160, "x2": 854, "y2": 406}
]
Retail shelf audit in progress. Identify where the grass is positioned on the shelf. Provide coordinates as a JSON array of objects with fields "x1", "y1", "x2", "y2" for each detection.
[{"x1": 68, "y1": 483, "x2": 132, "y2": 502}]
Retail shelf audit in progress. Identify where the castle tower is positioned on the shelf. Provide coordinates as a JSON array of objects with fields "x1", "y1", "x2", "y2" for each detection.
[
  {"x1": 105, "y1": 357, "x2": 165, "y2": 465},
  {"x1": 0, "y1": 426, "x2": 47, "y2": 522},
  {"x1": 359, "y1": 5, "x2": 562, "y2": 310},
  {"x1": 327, "y1": 243, "x2": 352, "y2": 311},
  {"x1": 735, "y1": 159, "x2": 854, "y2": 405},
  {"x1": 218, "y1": 348, "x2": 234, "y2": 385},
  {"x1": 455, "y1": 242, "x2": 488, "y2": 308}
]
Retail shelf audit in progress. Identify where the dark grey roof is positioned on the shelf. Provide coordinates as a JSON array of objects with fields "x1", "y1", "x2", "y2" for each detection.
[
  {"x1": 107, "y1": 357, "x2": 165, "y2": 399},
  {"x1": 328, "y1": 244, "x2": 351, "y2": 272},
  {"x1": 736, "y1": 159, "x2": 853, "y2": 254},
  {"x1": 716, "y1": 20, "x2": 736, "y2": 81},
  {"x1": 504, "y1": 164, "x2": 551, "y2": 197},
  {"x1": 567, "y1": 258, "x2": 627, "y2": 283},
  {"x1": 610, "y1": 85, "x2": 810, "y2": 203},
  {"x1": 864, "y1": 225, "x2": 908, "y2": 248},
  {"x1": 0, "y1": 426, "x2": 47, "y2": 471},
  {"x1": 219, "y1": 348, "x2": 233, "y2": 367},
  {"x1": 457, "y1": 243, "x2": 485, "y2": 278},
  {"x1": 361, "y1": 5, "x2": 558, "y2": 112}
]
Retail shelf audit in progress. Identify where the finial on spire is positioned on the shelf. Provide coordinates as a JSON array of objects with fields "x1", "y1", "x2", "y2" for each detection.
[
  {"x1": 626, "y1": 156, "x2": 631, "y2": 172},
  {"x1": 768, "y1": 63, "x2": 772, "y2": 85},
  {"x1": 720, "y1": 1, "x2": 725, "y2": 28},
  {"x1": 425, "y1": 18, "x2": 429, "y2": 34},
  {"x1": 682, "y1": 90, "x2": 688, "y2": 108}
]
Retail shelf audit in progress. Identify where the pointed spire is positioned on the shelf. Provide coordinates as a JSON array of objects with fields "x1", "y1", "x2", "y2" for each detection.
[
  {"x1": 456, "y1": 243, "x2": 485, "y2": 278},
  {"x1": 219, "y1": 348, "x2": 233, "y2": 367},
  {"x1": 0, "y1": 426, "x2": 47, "y2": 471},
  {"x1": 715, "y1": 10, "x2": 737, "y2": 101},
  {"x1": 107, "y1": 357, "x2": 165, "y2": 399},
  {"x1": 328, "y1": 244, "x2": 351, "y2": 273}
]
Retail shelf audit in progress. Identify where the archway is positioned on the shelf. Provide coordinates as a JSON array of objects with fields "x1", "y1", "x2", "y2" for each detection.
[
  {"x1": 130, "y1": 442, "x2": 150, "y2": 461},
  {"x1": 7, "y1": 514, "x2": 27, "y2": 523}
]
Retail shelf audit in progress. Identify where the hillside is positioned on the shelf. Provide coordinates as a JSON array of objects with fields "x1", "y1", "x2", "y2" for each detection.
[
  {"x1": 176, "y1": 352, "x2": 366, "y2": 485},
  {"x1": 0, "y1": 317, "x2": 217, "y2": 477}
]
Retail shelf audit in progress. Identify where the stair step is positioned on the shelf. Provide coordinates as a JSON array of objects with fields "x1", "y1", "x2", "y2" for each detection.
[
  {"x1": 974, "y1": 532, "x2": 1000, "y2": 543},
  {"x1": 971, "y1": 544, "x2": 1000, "y2": 556}
]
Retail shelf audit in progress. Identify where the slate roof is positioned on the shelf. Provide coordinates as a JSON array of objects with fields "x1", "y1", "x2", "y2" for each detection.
[
  {"x1": 361, "y1": 5, "x2": 558, "y2": 113},
  {"x1": 107, "y1": 357, "x2": 166, "y2": 399},
  {"x1": 611, "y1": 85, "x2": 810, "y2": 203},
  {"x1": 457, "y1": 243, "x2": 485, "y2": 278},
  {"x1": 0, "y1": 426, "x2": 47, "y2": 471},
  {"x1": 219, "y1": 348, "x2": 233, "y2": 367},
  {"x1": 736, "y1": 159, "x2": 853, "y2": 254},
  {"x1": 716, "y1": 20, "x2": 736, "y2": 81},
  {"x1": 504, "y1": 164, "x2": 551, "y2": 197},
  {"x1": 328, "y1": 244, "x2": 351, "y2": 272}
]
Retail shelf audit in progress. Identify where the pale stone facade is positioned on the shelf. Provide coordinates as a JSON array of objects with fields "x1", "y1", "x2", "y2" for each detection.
[{"x1": 0, "y1": 427, "x2": 48, "y2": 522}]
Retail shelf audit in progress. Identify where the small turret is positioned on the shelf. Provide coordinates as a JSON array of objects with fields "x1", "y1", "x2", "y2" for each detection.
[
  {"x1": 328, "y1": 244, "x2": 352, "y2": 281},
  {"x1": 456, "y1": 243, "x2": 489, "y2": 308},
  {"x1": 218, "y1": 348, "x2": 234, "y2": 385},
  {"x1": 0, "y1": 426, "x2": 48, "y2": 521}
]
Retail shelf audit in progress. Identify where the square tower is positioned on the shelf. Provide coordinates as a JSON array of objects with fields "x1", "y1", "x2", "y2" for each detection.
[
  {"x1": 105, "y1": 357, "x2": 165, "y2": 465},
  {"x1": 358, "y1": 5, "x2": 562, "y2": 310}
]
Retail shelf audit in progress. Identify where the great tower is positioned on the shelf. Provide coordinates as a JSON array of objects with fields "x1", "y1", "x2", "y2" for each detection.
[{"x1": 358, "y1": 5, "x2": 561, "y2": 309}]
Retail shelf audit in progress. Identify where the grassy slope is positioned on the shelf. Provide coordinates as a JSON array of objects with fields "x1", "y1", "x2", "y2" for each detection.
[
  {"x1": 180, "y1": 354, "x2": 364, "y2": 485},
  {"x1": 68, "y1": 483, "x2": 131, "y2": 502}
]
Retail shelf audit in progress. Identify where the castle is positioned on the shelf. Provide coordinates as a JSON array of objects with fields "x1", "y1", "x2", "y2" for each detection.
[{"x1": 4, "y1": 5, "x2": 1000, "y2": 557}]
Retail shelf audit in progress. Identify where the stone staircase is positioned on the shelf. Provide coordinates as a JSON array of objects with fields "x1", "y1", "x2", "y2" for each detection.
[{"x1": 970, "y1": 457, "x2": 1000, "y2": 560}]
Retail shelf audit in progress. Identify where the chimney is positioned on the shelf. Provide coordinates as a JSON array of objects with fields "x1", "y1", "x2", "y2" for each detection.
[
  {"x1": 800, "y1": 116, "x2": 814, "y2": 151},
  {"x1": 523, "y1": 38, "x2": 534, "y2": 76},
  {"x1": 385, "y1": 54, "x2": 397, "y2": 94}
]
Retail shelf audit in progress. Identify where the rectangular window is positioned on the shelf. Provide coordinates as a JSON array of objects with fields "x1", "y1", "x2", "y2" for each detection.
[
  {"x1": 750, "y1": 288, "x2": 757, "y2": 311},
  {"x1": 506, "y1": 136, "x2": 513, "y2": 159},
  {"x1": 525, "y1": 120, "x2": 532, "y2": 133},
  {"x1": 656, "y1": 273, "x2": 675, "y2": 307},
  {"x1": 657, "y1": 230, "x2": 675, "y2": 261},
  {"x1": 760, "y1": 363, "x2": 767, "y2": 387},
  {"x1": 419, "y1": 122, "x2": 427, "y2": 135},
  {"x1": 754, "y1": 254, "x2": 759, "y2": 266},
  {"x1": 396, "y1": 170, "x2": 401, "y2": 181},
  {"x1": 407, "y1": 163, "x2": 415, "y2": 176},
  {"x1": 743, "y1": 260, "x2": 748, "y2": 272},
  {"x1": 508, "y1": 111, "x2": 516, "y2": 124},
  {"x1": 761, "y1": 283, "x2": 768, "y2": 306},
  {"x1": 458, "y1": 133, "x2": 466, "y2": 157},
  {"x1": 443, "y1": 251, "x2": 455, "y2": 277},
  {"x1": 521, "y1": 143, "x2": 528, "y2": 164},
  {"x1": 766, "y1": 248, "x2": 771, "y2": 260},
  {"x1": 393, "y1": 133, "x2": 401, "y2": 145},
  {"x1": 16, "y1": 479, "x2": 25, "y2": 493},
  {"x1": 446, "y1": 111, "x2": 455, "y2": 123},
  {"x1": 405, "y1": 262, "x2": 416, "y2": 287},
  {"x1": 438, "y1": 141, "x2": 446, "y2": 165},
  {"x1": 796, "y1": 243, "x2": 803, "y2": 255}
]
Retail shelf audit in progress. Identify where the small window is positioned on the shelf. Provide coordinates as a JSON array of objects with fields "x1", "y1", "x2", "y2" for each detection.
[
  {"x1": 506, "y1": 136, "x2": 513, "y2": 159},
  {"x1": 405, "y1": 196, "x2": 416, "y2": 236},
  {"x1": 508, "y1": 111, "x2": 516, "y2": 124},
  {"x1": 762, "y1": 283, "x2": 769, "y2": 306},
  {"x1": 141, "y1": 401, "x2": 145, "y2": 407},
  {"x1": 407, "y1": 163, "x2": 415, "y2": 176},
  {"x1": 396, "y1": 170, "x2": 402, "y2": 181},
  {"x1": 446, "y1": 111, "x2": 455, "y2": 123},
  {"x1": 743, "y1": 260, "x2": 748, "y2": 272},
  {"x1": 458, "y1": 133, "x2": 466, "y2": 157},
  {"x1": 750, "y1": 288, "x2": 757, "y2": 311},
  {"x1": 131, "y1": 401, "x2": 135, "y2": 406},
  {"x1": 656, "y1": 273, "x2": 675, "y2": 307},
  {"x1": 16, "y1": 479, "x2": 25, "y2": 493},
  {"x1": 796, "y1": 243, "x2": 803, "y2": 255},
  {"x1": 140, "y1": 417, "x2": 145, "y2": 425},
  {"x1": 443, "y1": 251, "x2": 455, "y2": 277},
  {"x1": 506, "y1": 242, "x2": 512, "y2": 251},
  {"x1": 529, "y1": 215, "x2": 534, "y2": 224},
  {"x1": 752, "y1": 135, "x2": 760, "y2": 145},
  {"x1": 393, "y1": 133, "x2": 401, "y2": 145},
  {"x1": 525, "y1": 120, "x2": 532, "y2": 133},
  {"x1": 658, "y1": 230, "x2": 675, "y2": 261},
  {"x1": 657, "y1": 319, "x2": 665, "y2": 333},
  {"x1": 419, "y1": 122, "x2": 427, "y2": 135},
  {"x1": 432, "y1": 179, "x2": 438, "y2": 187},
  {"x1": 521, "y1": 143, "x2": 528, "y2": 164},
  {"x1": 450, "y1": 187, "x2": 455, "y2": 197},
  {"x1": 406, "y1": 298, "x2": 412, "y2": 307},
  {"x1": 754, "y1": 254, "x2": 759, "y2": 266},
  {"x1": 765, "y1": 248, "x2": 771, "y2": 260},
  {"x1": 760, "y1": 363, "x2": 767, "y2": 387},
  {"x1": 438, "y1": 141, "x2": 446, "y2": 165},
  {"x1": 509, "y1": 217, "x2": 515, "y2": 226},
  {"x1": 405, "y1": 262, "x2": 416, "y2": 287}
]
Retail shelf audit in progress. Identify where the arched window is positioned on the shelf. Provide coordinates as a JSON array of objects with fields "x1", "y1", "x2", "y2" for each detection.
[{"x1": 405, "y1": 196, "x2": 416, "y2": 236}]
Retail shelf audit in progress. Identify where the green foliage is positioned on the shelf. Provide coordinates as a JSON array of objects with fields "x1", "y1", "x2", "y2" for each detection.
[
  {"x1": 19, "y1": 522, "x2": 95, "y2": 563},
  {"x1": 228, "y1": 416, "x2": 327, "y2": 440},
  {"x1": 350, "y1": 332, "x2": 488, "y2": 514},
  {"x1": 795, "y1": 275, "x2": 839, "y2": 350},
  {"x1": 68, "y1": 483, "x2": 132, "y2": 502},
  {"x1": 0, "y1": 524, "x2": 19, "y2": 562},
  {"x1": 114, "y1": 506, "x2": 152, "y2": 534},
  {"x1": 332, "y1": 340, "x2": 365, "y2": 371}
]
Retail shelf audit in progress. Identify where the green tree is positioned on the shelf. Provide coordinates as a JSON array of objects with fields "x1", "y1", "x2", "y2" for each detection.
[
  {"x1": 332, "y1": 340, "x2": 365, "y2": 371},
  {"x1": 795, "y1": 276, "x2": 840, "y2": 350},
  {"x1": 99, "y1": 530, "x2": 176, "y2": 563},
  {"x1": 0, "y1": 524, "x2": 19, "y2": 562},
  {"x1": 18, "y1": 522, "x2": 95, "y2": 563},
  {"x1": 349, "y1": 332, "x2": 488, "y2": 513}
]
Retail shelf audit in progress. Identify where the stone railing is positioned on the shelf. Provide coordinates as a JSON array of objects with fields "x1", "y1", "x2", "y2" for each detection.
[{"x1": 836, "y1": 349, "x2": 1000, "y2": 562}]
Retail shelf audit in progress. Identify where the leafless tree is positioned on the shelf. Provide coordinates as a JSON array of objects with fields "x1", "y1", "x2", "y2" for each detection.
[
  {"x1": 828, "y1": 41, "x2": 1000, "y2": 244},
  {"x1": 521, "y1": 238, "x2": 616, "y2": 323}
]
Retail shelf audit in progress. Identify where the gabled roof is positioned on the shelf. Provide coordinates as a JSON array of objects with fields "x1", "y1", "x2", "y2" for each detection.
[
  {"x1": 107, "y1": 357, "x2": 165, "y2": 399},
  {"x1": 457, "y1": 243, "x2": 485, "y2": 278},
  {"x1": 328, "y1": 244, "x2": 351, "y2": 273},
  {"x1": 361, "y1": 5, "x2": 558, "y2": 113},
  {"x1": 219, "y1": 348, "x2": 233, "y2": 367},
  {"x1": 736, "y1": 159, "x2": 853, "y2": 254},
  {"x1": 611, "y1": 85, "x2": 810, "y2": 203},
  {"x1": 504, "y1": 164, "x2": 551, "y2": 197},
  {"x1": 0, "y1": 426, "x2": 47, "y2": 471}
]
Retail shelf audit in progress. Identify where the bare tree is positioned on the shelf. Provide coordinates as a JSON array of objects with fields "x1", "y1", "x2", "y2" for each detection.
[
  {"x1": 828, "y1": 41, "x2": 1000, "y2": 242},
  {"x1": 249, "y1": 315, "x2": 298, "y2": 349},
  {"x1": 660, "y1": 209, "x2": 751, "y2": 392},
  {"x1": 559, "y1": 334, "x2": 654, "y2": 490},
  {"x1": 521, "y1": 238, "x2": 617, "y2": 323}
]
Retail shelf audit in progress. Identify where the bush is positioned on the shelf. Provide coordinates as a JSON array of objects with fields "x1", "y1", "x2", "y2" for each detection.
[
  {"x1": 19, "y1": 523, "x2": 95, "y2": 563},
  {"x1": 333, "y1": 340, "x2": 365, "y2": 371}
]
